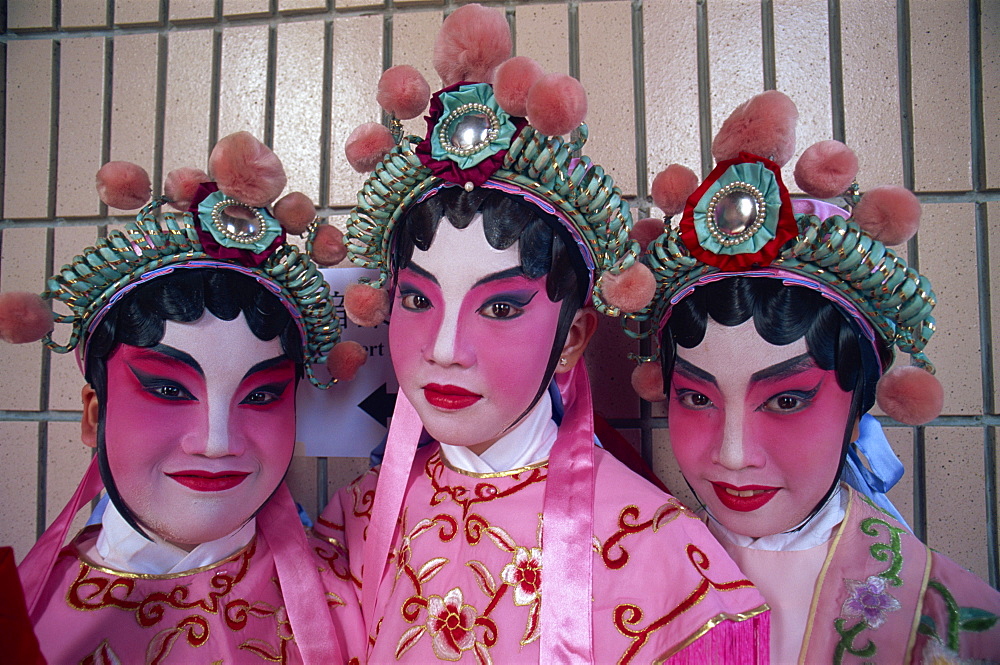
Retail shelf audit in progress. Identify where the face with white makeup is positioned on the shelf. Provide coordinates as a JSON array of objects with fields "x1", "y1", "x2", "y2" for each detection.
[
  {"x1": 661, "y1": 277, "x2": 885, "y2": 538},
  {"x1": 80, "y1": 269, "x2": 303, "y2": 548},
  {"x1": 389, "y1": 187, "x2": 596, "y2": 454}
]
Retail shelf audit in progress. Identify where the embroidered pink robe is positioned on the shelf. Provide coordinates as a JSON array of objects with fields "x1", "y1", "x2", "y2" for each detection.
[
  {"x1": 316, "y1": 443, "x2": 770, "y2": 663},
  {"x1": 27, "y1": 527, "x2": 364, "y2": 665},
  {"x1": 720, "y1": 486, "x2": 1000, "y2": 663}
]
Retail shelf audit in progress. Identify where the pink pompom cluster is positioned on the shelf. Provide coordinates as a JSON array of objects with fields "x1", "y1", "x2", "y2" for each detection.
[
  {"x1": 433, "y1": 4, "x2": 512, "y2": 86},
  {"x1": 0, "y1": 292, "x2": 53, "y2": 344},
  {"x1": 712, "y1": 90, "x2": 799, "y2": 167}
]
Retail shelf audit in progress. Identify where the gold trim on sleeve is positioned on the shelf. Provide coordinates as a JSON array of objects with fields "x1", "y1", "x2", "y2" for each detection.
[{"x1": 652, "y1": 603, "x2": 771, "y2": 663}]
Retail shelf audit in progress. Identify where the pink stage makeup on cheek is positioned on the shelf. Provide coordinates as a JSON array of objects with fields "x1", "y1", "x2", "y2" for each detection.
[
  {"x1": 103, "y1": 345, "x2": 206, "y2": 501},
  {"x1": 460, "y1": 276, "x2": 561, "y2": 411},
  {"x1": 668, "y1": 320, "x2": 853, "y2": 538},
  {"x1": 389, "y1": 271, "x2": 445, "y2": 381},
  {"x1": 230, "y1": 361, "x2": 297, "y2": 471}
]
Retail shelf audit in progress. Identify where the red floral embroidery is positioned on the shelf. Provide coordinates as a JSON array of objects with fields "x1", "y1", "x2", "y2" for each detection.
[
  {"x1": 66, "y1": 540, "x2": 298, "y2": 663},
  {"x1": 601, "y1": 500, "x2": 692, "y2": 570},
  {"x1": 427, "y1": 452, "x2": 546, "y2": 520},
  {"x1": 427, "y1": 588, "x2": 480, "y2": 659},
  {"x1": 501, "y1": 547, "x2": 542, "y2": 607},
  {"x1": 613, "y1": 543, "x2": 756, "y2": 663}
]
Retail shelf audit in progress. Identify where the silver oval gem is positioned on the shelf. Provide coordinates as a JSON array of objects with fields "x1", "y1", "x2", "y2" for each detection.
[
  {"x1": 220, "y1": 204, "x2": 260, "y2": 240},
  {"x1": 450, "y1": 112, "x2": 492, "y2": 152},
  {"x1": 714, "y1": 191, "x2": 758, "y2": 236}
]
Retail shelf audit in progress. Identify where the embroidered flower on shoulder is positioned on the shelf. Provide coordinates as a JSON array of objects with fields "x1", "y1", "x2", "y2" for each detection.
[
  {"x1": 841, "y1": 574, "x2": 902, "y2": 629},
  {"x1": 426, "y1": 587, "x2": 481, "y2": 660},
  {"x1": 921, "y1": 637, "x2": 973, "y2": 665},
  {"x1": 501, "y1": 546, "x2": 543, "y2": 606}
]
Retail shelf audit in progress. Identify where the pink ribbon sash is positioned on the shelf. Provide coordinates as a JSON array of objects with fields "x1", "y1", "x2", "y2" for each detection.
[
  {"x1": 258, "y1": 482, "x2": 342, "y2": 664},
  {"x1": 19, "y1": 455, "x2": 103, "y2": 620},
  {"x1": 361, "y1": 390, "x2": 424, "y2": 634},
  {"x1": 539, "y1": 362, "x2": 596, "y2": 662}
]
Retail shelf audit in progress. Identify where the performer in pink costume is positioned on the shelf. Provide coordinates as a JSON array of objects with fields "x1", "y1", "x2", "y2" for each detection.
[
  {"x1": 313, "y1": 5, "x2": 770, "y2": 662},
  {"x1": 632, "y1": 90, "x2": 1000, "y2": 663},
  {"x1": 1, "y1": 133, "x2": 366, "y2": 664}
]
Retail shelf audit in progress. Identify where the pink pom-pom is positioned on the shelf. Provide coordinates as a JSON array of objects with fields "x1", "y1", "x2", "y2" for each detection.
[
  {"x1": 345, "y1": 283, "x2": 390, "y2": 327},
  {"x1": 651, "y1": 164, "x2": 700, "y2": 216},
  {"x1": 793, "y1": 140, "x2": 858, "y2": 198},
  {"x1": 852, "y1": 186, "x2": 922, "y2": 246},
  {"x1": 631, "y1": 362, "x2": 666, "y2": 402},
  {"x1": 525, "y1": 73, "x2": 587, "y2": 137},
  {"x1": 876, "y1": 365, "x2": 943, "y2": 426},
  {"x1": 164, "y1": 167, "x2": 209, "y2": 211},
  {"x1": 712, "y1": 90, "x2": 799, "y2": 167},
  {"x1": 494, "y1": 56, "x2": 544, "y2": 117},
  {"x1": 377, "y1": 65, "x2": 431, "y2": 120},
  {"x1": 96, "y1": 161, "x2": 151, "y2": 210},
  {"x1": 273, "y1": 192, "x2": 316, "y2": 235},
  {"x1": 600, "y1": 263, "x2": 656, "y2": 313},
  {"x1": 345, "y1": 123, "x2": 396, "y2": 173},
  {"x1": 209, "y1": 131, "x2": 287, "y2": 208},
  {"x1": 0, "y1": 292, "x2": 53, "y2": 344},
  {"x1": 433, "y1": 4, "x2": 512, "y2": 86},
  {"x1": 310, "y1": 225, "x2": 348, "y2": 267},
  {"x1": 631, "y1": 218, "x2": 664, "y2": 252},
  {"x1": 326, "y1": 341, "x2": 368, "y2": 381}
]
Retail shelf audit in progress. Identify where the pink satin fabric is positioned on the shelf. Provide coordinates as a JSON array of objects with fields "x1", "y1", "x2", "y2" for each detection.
[
  {"x1": 362, "y1": 389, "x2": 424, "y2": 630},
  {"x1": 20, "y1": 455, "x2": 103, "y2": 619},
  {"x1": 19, "y1": 459, "x2": 357, "y2": 664},
  {"x1": 318, "y1": 362, "x2": 770, "y2": 662},
  {"x1": 539, "y1": 363, "x2": 595, "y2": 662},
  {"x1": 258, "y1": 482, "x2": 343, "y2": 663}
]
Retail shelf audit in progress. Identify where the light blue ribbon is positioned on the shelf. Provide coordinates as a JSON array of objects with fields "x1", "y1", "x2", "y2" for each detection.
[{"x1": 841, "y1": 413, "x2": 910, "y2": 530}]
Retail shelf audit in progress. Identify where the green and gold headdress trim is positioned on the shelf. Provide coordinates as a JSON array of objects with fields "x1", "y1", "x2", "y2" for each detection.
[
  {"x1": 347, "y1": 123, "x2": 644, "y2": 316},
  {"x1": 0, "y1": 132, "x2": 366, "y2": 388},
  {"x1": 46, "y1": 199, "x2": 341, "y2": 388},
  {"x1": 630, "y1": 91, "x2": 942, "y2": 426}
]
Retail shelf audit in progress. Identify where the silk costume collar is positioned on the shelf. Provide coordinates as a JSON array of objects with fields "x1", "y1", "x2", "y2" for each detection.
[
  {"x1": 94, "y1": 500, "x2": 255, "y2": 575},
  {"x1": 438, "y1": 392, "x2": 558, "y2": 473}
]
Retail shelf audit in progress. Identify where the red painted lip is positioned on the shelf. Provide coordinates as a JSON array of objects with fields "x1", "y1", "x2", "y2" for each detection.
[
  {"x1": 423, "y1": 384, "x2": 482, "y2": 410},
  {"x1": 711, "y1": 482, "x2": 780, "y2": 512},
  {"x1": 167, "y1": 471, "x2": 250, "y2": 492}
]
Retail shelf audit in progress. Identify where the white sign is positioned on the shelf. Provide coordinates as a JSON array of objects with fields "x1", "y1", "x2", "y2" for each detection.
[{"x1": 296, "y1": 267, "x2": 398, "y2": 457}]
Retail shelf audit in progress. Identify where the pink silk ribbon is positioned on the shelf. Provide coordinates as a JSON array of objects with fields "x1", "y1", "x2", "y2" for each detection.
[
  {"x1": 539, "y1": 362, "x2": 596, "y2": 662},
  {"x1": 19, "y1": 455, "x2": 103, "y2": 620},
  {"x1": 361, "y1": 389, "x2": 424, "y2": 634},
  {"x1": 258, "y1": 482, "x2": 341, "y2": 665}
]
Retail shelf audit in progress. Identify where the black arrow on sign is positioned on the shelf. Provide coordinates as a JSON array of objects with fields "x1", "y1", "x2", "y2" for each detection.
[{"x1": 359, "y1": 383, "x2": 397, "y2": 427}]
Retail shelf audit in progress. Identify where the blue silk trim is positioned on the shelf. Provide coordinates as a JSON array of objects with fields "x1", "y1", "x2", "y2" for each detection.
[{"x1": 842, "y1": 413, "x2": 910, "y2": 530}]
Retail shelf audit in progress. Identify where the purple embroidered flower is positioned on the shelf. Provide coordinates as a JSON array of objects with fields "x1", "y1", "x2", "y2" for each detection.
[{"x1": 842, "y1": 575, "x2": 901, "y2": 629}]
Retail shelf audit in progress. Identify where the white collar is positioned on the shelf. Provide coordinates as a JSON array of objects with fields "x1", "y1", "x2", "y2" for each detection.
[
  {"x1": 709, "y1": 486, "x2": 847, "y2": 552},
  {"x1": 439, "y1": 395, "x2": 557, "y2": 474},
  {"x1": 95, "y1": 500, "x2": 256, "y2": 574}
]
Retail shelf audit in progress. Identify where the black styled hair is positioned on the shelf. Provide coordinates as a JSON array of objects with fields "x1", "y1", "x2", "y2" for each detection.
[
  {"x1": 659, "y1": 277, "x2": 890, "y2": 528},
  {"x1": 392, "y1": 186, "x2": 591, "y2": 420},
  {"x1": 84, "y1": 268, "x2": 304, "y2": 539}
]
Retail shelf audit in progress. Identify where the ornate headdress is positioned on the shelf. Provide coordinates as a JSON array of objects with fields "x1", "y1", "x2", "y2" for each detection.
[
  {"x1": 0, "y1": 131, "x2": 366, "y2": 387},
  {"x1": 339, "y1": 6, "x2": 654, "y2": 326},
  {"x1": 629, "y1": 91, "x2": 942, "y2": 426}
]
